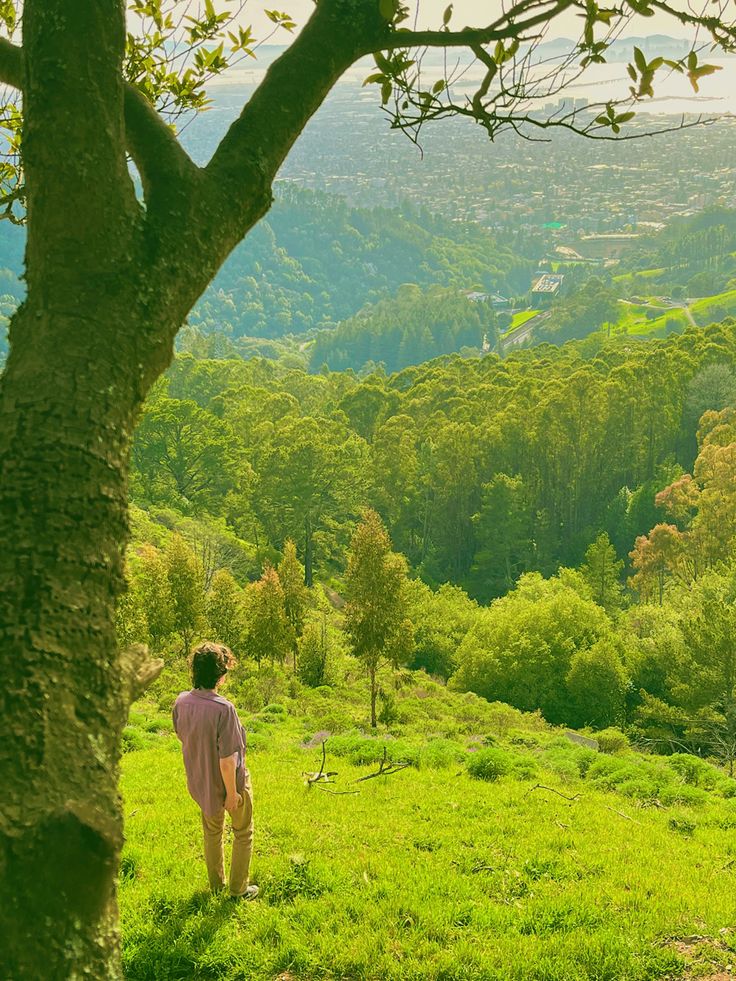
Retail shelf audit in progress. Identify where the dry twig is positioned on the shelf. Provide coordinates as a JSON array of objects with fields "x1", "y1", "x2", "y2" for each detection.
[
  {"x1": 525, "y1": 783, "x2": 581, "y2": 802},
  {"x1": 354, "y1": 746, "x2": 412, "y2": 782}
]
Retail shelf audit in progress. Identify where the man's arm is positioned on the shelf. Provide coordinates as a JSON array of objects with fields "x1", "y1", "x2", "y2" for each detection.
[{"x1": 219, "y1": 753, "x2": 241, "y2": 814}]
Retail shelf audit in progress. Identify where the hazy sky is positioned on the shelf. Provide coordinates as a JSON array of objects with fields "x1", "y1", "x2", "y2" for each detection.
[{"x1": 245, "y1": 0, "x2": 697, "y2": 39}]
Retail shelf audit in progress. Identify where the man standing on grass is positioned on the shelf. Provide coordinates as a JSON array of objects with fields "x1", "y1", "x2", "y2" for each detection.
[{"x1": 173, "y1": 641, "x2": 258, "y2": 900}]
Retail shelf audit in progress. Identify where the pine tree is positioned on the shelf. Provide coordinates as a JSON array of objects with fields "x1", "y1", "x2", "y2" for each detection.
[
  {"x1": 581, "y1": 532, "x2": 624, "y2": 612},
  {"x1": 344, "y1": 510, "x2": 414, "y2": 727},
  {"x1": 206, "y1": 568, "x2": 245, "y2": 654},
  {"x1": 278, "y1": 539, "x2": 309, "y2": 669},
  {"x1": 165, "y1": 534, "x2": 205, "y2": 655},
  {"x1": 244, "y1": 565, "x2": 293, "y2": 665}
]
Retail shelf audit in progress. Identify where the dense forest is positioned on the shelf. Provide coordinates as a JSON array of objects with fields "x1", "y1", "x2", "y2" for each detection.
[
  {"x1": 121, "y1": 319, "x2": 736, "y2": 762},
  {"x1": 187, "y1": 186, "x2": 531, "y2": 342},
  {"x1": 308, "y1": 285, "x2": 495, "y2": 373}
]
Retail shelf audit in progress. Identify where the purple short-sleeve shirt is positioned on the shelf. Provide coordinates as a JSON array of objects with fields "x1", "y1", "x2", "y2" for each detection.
[{"x1": 172, "y1": 689, "x2": 247, "y2": 817}]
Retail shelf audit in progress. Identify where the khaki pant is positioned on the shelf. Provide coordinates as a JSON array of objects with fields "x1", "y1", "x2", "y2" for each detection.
[{"x1": 201, "y1": 773, "x2": 254, "y2": 896}]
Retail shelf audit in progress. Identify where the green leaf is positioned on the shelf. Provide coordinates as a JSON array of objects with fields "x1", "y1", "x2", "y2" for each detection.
[
  {"x1": 443, "y1": 4, "x2": 453, "y2": 26},
  {"x1": 374, "y1": 51, "x2": 392, "y2": 73}
]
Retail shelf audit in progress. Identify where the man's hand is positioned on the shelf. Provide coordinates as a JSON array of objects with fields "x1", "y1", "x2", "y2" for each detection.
[
  {"x1": 220, "y1": 751, "x2": 241, "y2": 813},
  {"x1": 225, "y1": 791, "x2": 242, "y2": 814}
]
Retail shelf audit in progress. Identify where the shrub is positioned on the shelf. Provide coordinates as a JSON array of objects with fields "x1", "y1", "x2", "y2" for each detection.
[
  {"x1": 596, "y1": 728, "x2": 630, "y2": 755},
  {"x1": 244, "y1": 732, "x2": 270, "y2": 753},
  {"x1": 617, "y1": 778, "x2": 660, "y2": 802},
  {"x1": 542, "y1": 742, "x2": 598, "y2": 781},
  {"x1": 297, "y1": 623, "x2": 334, "y2": 688},
  {"x1": 668, "y1": 753, "x2": 720, "y2": 789},
  {"x1": 659, "y1": 785, "x2": 709, "y2": 807},
  {"x1": 668, "y1": 816, "x2": 697, "y2": 835},
  {"x1": 262, "y1": 703, "x2": 287, "y2": 715},
  {"x1": 421, "y1": 738, "x2": 466, "y2": 769},
  {"x1": 122, "y1": 726, "x2": 149, "y2": 753},
  {"x1": 266, "y1": 857, "x2": 330, "y2": 904},
  {"x1": 468, "y1": 748, "x2": 513, "y2": 782},
  {"x1": 328, "y1": 732, "x2": 418, "y2": 768},
  {"x1": 232, "y1": 677, "x2": 264, "y2": 713},
  {"x1": 377, "y1": 689, "x2": 399, "y2": 727}
]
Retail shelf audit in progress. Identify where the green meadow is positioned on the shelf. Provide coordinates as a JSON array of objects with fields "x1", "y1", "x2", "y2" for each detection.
[
  {"x1": 121, "y1": 662, "x2": 736, "y2": 981},
  {"x1": 507, "y1": 310, "x2": 541, "y2": 333}
]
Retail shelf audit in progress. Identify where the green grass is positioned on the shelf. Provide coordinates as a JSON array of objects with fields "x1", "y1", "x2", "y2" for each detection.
[
  {"x1": 612, "y1": 268, "x2": 666, "y2": 287},
  {"x1": 690, "y1": 288, "x2": 736, "y2": 327},
  {"x1": 613, "y1": 301, "x2": 689, "y2": 338},
  {"x1": 504, "y1": 310, "x2": 540, "y2": 336},
  {"x1": 627, "y1": 309, "x2": 689, "y2": 337},
  {"x1": 119, "y1": 661, "x2": 736, "y2": 980}
]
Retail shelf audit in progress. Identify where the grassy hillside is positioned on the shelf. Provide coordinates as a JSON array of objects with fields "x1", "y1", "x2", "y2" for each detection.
[{"x1": 120, "y1": 658, "x2": 736, "y2": 981}]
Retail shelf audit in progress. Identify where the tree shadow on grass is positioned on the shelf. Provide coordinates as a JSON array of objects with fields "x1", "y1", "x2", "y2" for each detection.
[{"x1": 123, "y1": 888, "x2": 255, "y2": 981}]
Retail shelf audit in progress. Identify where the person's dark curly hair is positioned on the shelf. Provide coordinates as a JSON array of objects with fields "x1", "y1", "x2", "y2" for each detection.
[{"x1": 190, "y1": 641, "x2": 235, "y2": 690}]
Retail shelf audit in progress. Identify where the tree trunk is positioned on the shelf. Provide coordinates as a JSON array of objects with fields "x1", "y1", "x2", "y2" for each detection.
[
  {"x1": 370, "y1": 665, "x2": 378, "y2": 729},
  {"x1": 304, "y1": 512, "x2": 314, "y2": 588},
  {"x1": 0, "y1": 295, "x2": 161, "y2": 977},
  {"x1": 0, "y1": 3, "x2": 153, "y2": 975}
]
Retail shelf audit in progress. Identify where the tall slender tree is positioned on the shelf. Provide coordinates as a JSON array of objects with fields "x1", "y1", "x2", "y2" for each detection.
[
  {"x1": 165, "y1": 534, "x2": 205, "y2": 655},
  {"x1": 278, "y1": 539, "x2": 309, "y2": 669},
  {"x1": 243, "y1": 564, "x2": 293, "y2": 666},
  {"x1": 344, "y1": 509, "x2": 414, "y2": 728},
  {"x1": 580, "y1": 532, "x2": 624, "y2": 613}
]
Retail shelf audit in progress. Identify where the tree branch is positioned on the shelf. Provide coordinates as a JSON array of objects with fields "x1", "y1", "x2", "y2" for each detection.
[
  {"x1": 204, "y1": 0, "x2": 389, "y2": 213},
  {"x1": 120, "y1": 643, "x2": 164, "y2": 708},
  {"x1": 0, "y1": 36, "x2": 22, "y2": 90},
  {"x1": 379, "y1": 0, "x2": 577, "y2": 52},
  {"x1": 0, "y1": 34, "x2": 196, "y2": 207},
  {"x1": 124, "y1": 85, "x2": 199, "y2": 201}
]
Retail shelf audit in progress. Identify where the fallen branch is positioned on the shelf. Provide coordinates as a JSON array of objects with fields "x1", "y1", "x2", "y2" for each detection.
[
  {"x1": 303, "y1": 740, "x2": 339, "y2": 786},
  {"x1": 355, "y1": 746, "x2": 412, "y2": 782},
  {"x1": 525, "y1": 784, "x2": 581, "y2": 802},
  {"x1": 605, "y1": 805, "x2": 641, "y2": 825}
]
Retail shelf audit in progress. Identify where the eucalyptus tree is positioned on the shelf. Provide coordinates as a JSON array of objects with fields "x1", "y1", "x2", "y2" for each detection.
[{"x1": 0, "y1": 0, "x2": 734, "y2": 976}]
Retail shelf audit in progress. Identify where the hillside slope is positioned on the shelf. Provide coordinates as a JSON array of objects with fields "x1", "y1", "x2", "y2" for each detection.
[{"x1": 121, "y1": 660, "x2": 736, "y2": 981}]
